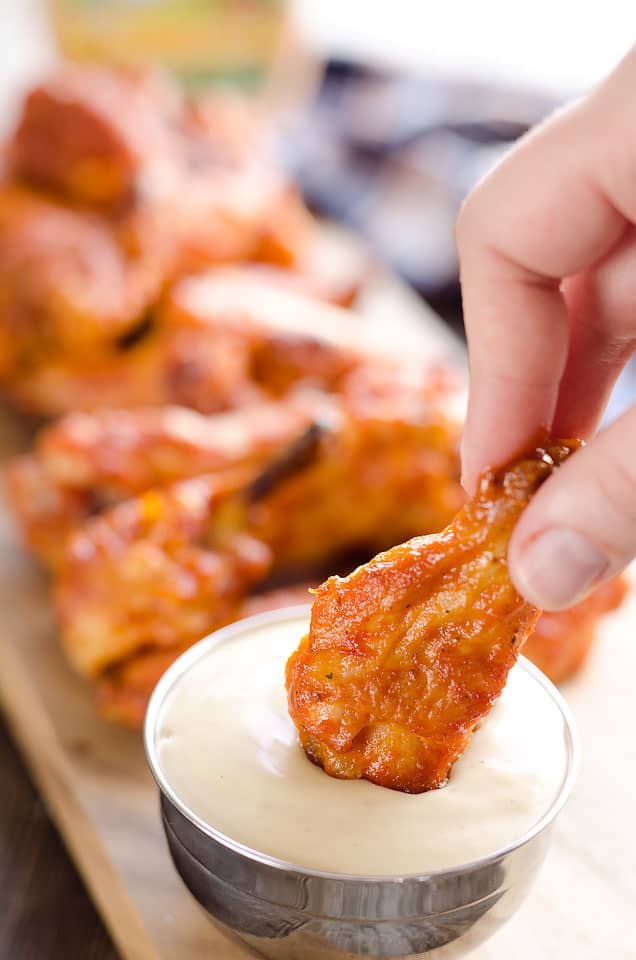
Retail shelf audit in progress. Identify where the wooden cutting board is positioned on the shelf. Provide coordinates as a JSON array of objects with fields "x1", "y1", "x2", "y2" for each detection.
[{"x1": 0, "y1": 278, "x2": 634, "y2": 960}]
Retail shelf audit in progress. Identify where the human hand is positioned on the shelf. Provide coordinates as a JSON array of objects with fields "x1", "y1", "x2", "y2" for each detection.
[{"x1": 456, "y1": 46, "x2": 636, "y2": 610}]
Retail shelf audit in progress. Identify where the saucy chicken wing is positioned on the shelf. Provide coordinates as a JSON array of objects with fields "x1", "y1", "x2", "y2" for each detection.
[
  {"x1": 7, "y1": 63, "x2": 293, "y2": 242},
  {"x1": 54, "y1": 361, "x2": 463, "y2": 679},
  {"x1": 0, "y1": 184, "x2": 167, "y2": 376},
  {"x1": 0, "y1": 269, "x2": 364, "y2": 417},
  {"x1": 96, "y1": 583, "x2": 313, "y2": 728},
  {"x1": 286, "y1": 441, "x2": 577, "y2": 793},
  {"x1": 56, "y1": 471, "x2": 275, "y2": 676},
  {"x1": 96, "y1": 575, "x2": 629, "y2": 729},
  {"x1": 0, "y1": 65, "x2": 368, "y2": 412},
  {"x1": 7, "y1": 64, "x2": 181, "y2": 210},
  {"x1": 5, "y1": 396, "x2": 323, "y2": 568},
  {"x1": 525, "y1": 576, "x2": 628, "y2": 684}
]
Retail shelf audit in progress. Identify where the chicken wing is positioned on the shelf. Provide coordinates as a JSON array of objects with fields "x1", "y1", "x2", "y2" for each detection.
[
  {"x1": 54, "y1": 361, "x2": 463, "y2": 679},
  {"x1": 5, "y1": 395, "x2": 323, "y2": 568},
  {"x1": 0, "y1": 269, "x2": 363, "y2": 417},
  {"x1": 0, "y1": 65, "x2": 368, "y2": 411},
  {"x1": 6, "y1": 63, "x2": 288, "y2": 239},
  {"x1": 0, "y1": 297, "x2": 261, "y2": 417},
  {"x1": 7, "y1": 63, "x2": 180, "y2": 210},
  {"x1": 56, "y1": 471, "x2": 276, "y2": 676},
  {"x1": 286, "y1": 441, "x2": 578, "y2": 793},
  {"x1": 96, "y1": 583, "x2": 313, "y2": 728},
  {"x1": 525, "y1": 576, "x2": 628, "y2": 684},
  {"x1": 0, "y1": 184, "x2": 167, "y2": 375}
]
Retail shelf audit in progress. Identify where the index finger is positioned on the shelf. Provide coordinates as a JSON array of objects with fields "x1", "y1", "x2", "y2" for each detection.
[{"x1": 456, "y1": 47, "x2": 636, "y2": 491}]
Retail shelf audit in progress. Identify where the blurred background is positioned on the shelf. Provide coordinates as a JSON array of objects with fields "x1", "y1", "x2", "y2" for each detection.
[
  {"x1": 1, "y1": 5, "x2": 635, "y2": 959},
  {"x1": 1, "y1": 0, "x2": 635, "y2": 417}
]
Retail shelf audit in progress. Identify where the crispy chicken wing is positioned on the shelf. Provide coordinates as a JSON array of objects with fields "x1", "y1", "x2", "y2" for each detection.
[
  {"x1": 96, "y1": 583, "x2": 313, "y2": 728},
  {"x1": 56, "y1": 472, "x2": 274, "y2": 676},
  {"x1": 54, "y1": 362, "x2": 463, "y2": 678},
  {"x1": 244, "y1": 365, "x2": 464, "y2": 571},
  {"x1": 0, "y1": 301, "x2": 260, "y2": 417},
  {"x1": 0, "y1": 184, "x2": 166, "y2": 375},
  {"x1": 7, "y1": 64, "x2": 288, "y2": 234},
  {"x1": 5, "y1": 396, "x2": 322, "y2": 568},
  {"x1": 164, "y1": 271, "x2": 362, "y2": 398},
  {"x1": 0, "y1": 270, "x2": 363, "y2": 416},
  {"x1": 286, "y1": 441, "x2": 577, "y2": 793},
  {"x1": 0, "y1": 65, "x2": 368, "y2": 411},
  {"x1": 7, "y1": 64, "x2": 181, "y2": 210},
  {"x1": 96, "y1": 576, "x2": 629, "y2": 730},
  {"x1": 525, "y1": 576, "x2": 628, "y2": 684}
]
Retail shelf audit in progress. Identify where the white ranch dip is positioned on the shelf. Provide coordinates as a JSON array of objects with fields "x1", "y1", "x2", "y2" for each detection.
[{"x1": 155, "y1": 610, "x2": 569, "y2": 875}]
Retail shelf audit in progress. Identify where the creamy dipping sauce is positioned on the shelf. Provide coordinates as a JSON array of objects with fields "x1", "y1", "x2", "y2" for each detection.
[{"x1": 155, "y1": 611, "x2": 570, "y2": 876}]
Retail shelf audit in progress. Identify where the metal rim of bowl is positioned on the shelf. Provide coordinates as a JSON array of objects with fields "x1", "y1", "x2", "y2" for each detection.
[{"x1": 144, "y1": 603, "x2": 580, "y2": 885}]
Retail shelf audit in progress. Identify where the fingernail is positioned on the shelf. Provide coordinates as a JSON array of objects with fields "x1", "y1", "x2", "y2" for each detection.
[{"x1": 514, "y1": 528, "x2": 608, "y2": 610}]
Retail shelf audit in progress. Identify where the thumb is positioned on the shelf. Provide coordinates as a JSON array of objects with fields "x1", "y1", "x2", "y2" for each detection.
[{"x1": 509, "y1": 406, "x2": 636, "y2": 610}]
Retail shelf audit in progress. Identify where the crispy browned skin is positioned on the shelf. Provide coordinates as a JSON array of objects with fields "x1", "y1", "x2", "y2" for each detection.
[
  {"x1": 96, "y1": 583, "x2": 313, "y2": 728},
  {"x1": 286, "y1": 441, "x2": 578, "y2": 794},
  {"x1": 0, "y1": 184, "x2": 167, "y2": 376},
  {"x1": 244, "y1": 364, "x2": 464, "y2": 571},
  {"x1": 0, "y1": 66, "x2": 369, "y2": 413},
  {"x1": 8, "y1": 62, "x2": 323, "y2": 268},
  {"x1": 0, "y1": 265, "x2": 363, "y2": 417},
  {"x1": 4, "y1": 396, "x2": 322, "y2": 568},
  {"x1": 163, "y1": 271, "x2": 360, "y2": 402},
  {"x1": 6, "y1": 64, "x2": 290, "y2": 232},
  {"x1": 56, "y1": 472, "x2": 276, "y2": 676},
  {"x1": 6, "y1": 279, "x2": 442, "y2": 565},
  {"x1": 0, "y1": 287, "x2": 263, "y2": 416},
  {"x1": 53, "y1": 361, "x2": 462, "y2": 679},
  {"x1": 96, "y1": 577, "x2": 629, "y2": 730},
  {"x1": 525, "y1": 576, "x2": 628, "y2": 684},
  {"x1": 7, "y1": 64, "x2": 180, "y2": 209}
]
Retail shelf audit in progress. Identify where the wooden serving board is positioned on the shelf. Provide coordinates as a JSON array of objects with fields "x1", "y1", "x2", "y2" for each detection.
[{"x1": 0, "y1": 280, "x2": 634, "y2": 960}]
